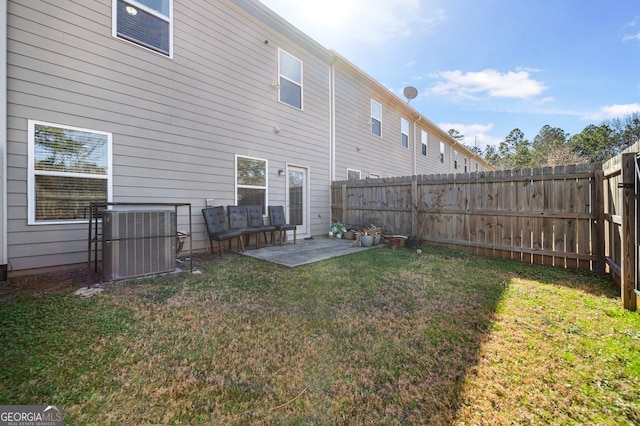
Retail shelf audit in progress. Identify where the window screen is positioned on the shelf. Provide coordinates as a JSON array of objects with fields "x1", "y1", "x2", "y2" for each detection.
[
  {"x1": 279, "y1": 50, "x2": 302, "y2": 109},
  {"x1": 371, "y1": 100, "x2": 382, "y2": 137},
  {"x1": 421, "y1": 130, "x2": 427, "y2": 156},
  {"x1": 347, "y1": 169, "x2": 361, "y2": 181},
  {"x1": 401, "y1": 118, "x2": 409, "y2": 149},
  {"x1": 115, "y1": 0, "x2": 171, "y2": 56},
  {"x1": 30, "y1": 121, "x2": 111, "y2": 223},
  {"x1": 236, "y1": 156, "x2": 267, "y2": 211}
]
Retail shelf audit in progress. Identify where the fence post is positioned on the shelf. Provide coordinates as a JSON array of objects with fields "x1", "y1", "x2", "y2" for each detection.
[
  {"x1": 621, "y1": 153, "x2": 637, "y2": 311},
  {"x1": 341, "y1": 182, "x2": 347, "y2": 226},
  {"x1": 411, "y1": 176, "x2": 418, "y2": 237},
  {"x1": 593, "y1": 168, "x2": 605, "y2": 273}
]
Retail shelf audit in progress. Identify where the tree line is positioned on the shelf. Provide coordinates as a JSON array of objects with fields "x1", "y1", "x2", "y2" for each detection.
[{"x1": 449, "y1": 112, "x2": 640, "y2": 169}]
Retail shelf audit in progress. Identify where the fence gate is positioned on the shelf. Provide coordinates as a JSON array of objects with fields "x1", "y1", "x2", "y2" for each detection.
[{"x1": 602, "y1": 152, "x2": 639, "y2": 311}]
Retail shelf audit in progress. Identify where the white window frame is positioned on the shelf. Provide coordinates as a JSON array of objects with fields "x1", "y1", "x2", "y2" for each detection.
[
  {"x1": 369, "y1": 173, "x2": 381, "y2": 179},
  {"x1": 421, "y1": 130, "x2": 428, "y2": 156},
  {"x1": 278, "y1": 49, "x2": 303, "y2": 110},
  {"x1": 371, "y1": 99, "x2": 382, "y2": 137},
  {"x1": 440, "y1": 142, "x2": 445, "y2": 163},
  {"x1": 112, "y1": 0, "x2": 173, "y2": 58},
  {"x1": 347, "y1": 168, "x2": 361, "y2": 180},
  {"x1": 464, "y1": 157, "x2": 468, "y2": 173},
  {"x1": 401, "y1": 118, "x2": 409, "y2": 149},
  {"x1": 453, "y1": 150, "x2": 458, "y2": 170},
  {"x1": 28, "y1": 120, "x2": 113, "y2": 225},
  {"x1": 235, "y1": 155, "x2": 268, "y2": 212}
]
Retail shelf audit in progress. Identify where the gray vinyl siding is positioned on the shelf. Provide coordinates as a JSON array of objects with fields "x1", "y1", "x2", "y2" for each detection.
[
  {"x1": 332, "y1": 59, "x2": 483, "y2": 180},
  {"x1": 7, "y1": 0, "x2": 331, "y2": 273},
  {"x1": 415, "y1": 130, "x2": 448, "y2": 175},
  {"x1": 333, "y1": 67, "x2": 414, "y2": 179},
  {"x1": 5, "y1": 0, "x2": 490, "y2": 275}
]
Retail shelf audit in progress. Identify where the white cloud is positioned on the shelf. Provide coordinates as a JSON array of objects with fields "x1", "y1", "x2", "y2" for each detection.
[
  {"x1": 260, "y1": 0, "x2": 445, "y2": 49},
  {"x1": 583, "y1": 103, "x2": 640, "y2": 121},
  {"x1": 534, "y1": 96, "x2": 555, "y2": 105},
  {"x1": 437, "y1": 122, "x2": 501, "y2": 149},
  {"x1": 623, "y1": 32, "x2": 640, "y2": 43},
  {"x1": 428, "y1": 69, "x2": 548, "y2": 100},
  {"x1": 623, "y1": 17, "x2": 640, "y2": 43},
  {"x1": 515, "y1": 66, "x2": 544, "y2": 73}
]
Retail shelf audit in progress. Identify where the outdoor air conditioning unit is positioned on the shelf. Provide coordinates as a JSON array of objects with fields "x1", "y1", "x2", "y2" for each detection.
[{"x1": 102, "y1": 210, "x2": 177, "y2": 281}]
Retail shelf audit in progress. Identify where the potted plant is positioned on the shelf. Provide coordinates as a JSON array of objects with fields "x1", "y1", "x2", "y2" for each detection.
[
  {"x1": 406, "y1": 235, "x2": 423, "y2": 248},
  {"x1": 353, "y1": 224, "x2": 381, "y2": 247},
  {"x1": 360, "y1": 231, "x2": 374, "y2": 247},
  {"x1": 330, "y1": 222, "x2": 346, "y2": 238},
  {"x1": 343, "y1": 228, "x2": 355, "y2": 240}
]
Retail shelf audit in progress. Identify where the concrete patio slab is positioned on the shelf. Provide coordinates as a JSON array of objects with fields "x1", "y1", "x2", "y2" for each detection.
[{"x1": 241, "y1": 237, "x2": 379, "y2": 267}]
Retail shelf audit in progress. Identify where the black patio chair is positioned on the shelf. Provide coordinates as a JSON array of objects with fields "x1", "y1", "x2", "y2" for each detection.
[
  {"x1": 247, "y1": 205, "x2": 276, "y2": 247},
  {"x1": 268, "y1": 205, "x2": 297, "y2": 245},
  {"x1": 202, "y1": 206, "x2": 245, "y2": 259},
  {"x1": 228, "y1": 205, "x2": 264, "y2": 249}
]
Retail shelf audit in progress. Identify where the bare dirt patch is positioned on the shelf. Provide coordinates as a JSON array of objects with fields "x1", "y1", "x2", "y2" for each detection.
[{"x1": 0, "y1": 252, "x2": 236, "y2": 302}]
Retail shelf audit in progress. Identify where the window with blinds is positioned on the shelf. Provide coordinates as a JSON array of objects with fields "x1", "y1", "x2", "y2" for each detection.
[
  {"x1": 401, "y1": 118, "x2": 409, "y2": 149},
  {"x1": 236, "y1": 155, "x2": 268, "y2": 213},
  {"x1": 28, "y1": 121, "x2": 112, "y2": 224},
  {"x1": 371, "y1": 100, "x2": 382, "y2": 137},
  {"x1": 347, "y1": 169, "x2": 361, "y2": 181},
  {"x1": 421, "y1": 130, "x2": 428, "y2": 156},
  {"x1": 114, "y1": 0, "x2": 172, "y2": 57}
]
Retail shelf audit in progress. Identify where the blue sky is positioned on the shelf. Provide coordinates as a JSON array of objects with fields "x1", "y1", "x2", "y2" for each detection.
[{"x1": 259, "y1": 0, "x2": 640, "y2": 150}]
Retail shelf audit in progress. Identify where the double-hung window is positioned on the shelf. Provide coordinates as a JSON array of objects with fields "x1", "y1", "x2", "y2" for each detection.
[
  {"x1": 401, "y1": 118, "x2": 409, "y2": 149},
  {"x1": 279, "y1": 49, "x2": 303, "y2": 109},
  {"x1": 347, "y1": 169, "x2": 361, "y2": 181},
  {"x1": 28, "y1": 121, "x2": 112, "y2": 224},
  {"x1": 371, "y1": 100, "x2": 382, "y2": 137},
  {"x1": 440, "y1": 142, "x2": 445, "y2": 163},
  {"x1": 236, "y1": 155, "x2": 268, "y2": 213},
  {"x1": 453, "y1": 150, "x2": 458, "y2": 169},
  {"x1": 114, "y1": 0, "x2": 172, "y2": 57},
  {"x1": 421, "y1": 130, "x2": 428, "y2": 156}
]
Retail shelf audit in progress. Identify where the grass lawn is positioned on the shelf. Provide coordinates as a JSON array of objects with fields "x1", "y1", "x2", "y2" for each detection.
[{"x1": 0, "y1": 246, "x2": 638, "y2": 424}]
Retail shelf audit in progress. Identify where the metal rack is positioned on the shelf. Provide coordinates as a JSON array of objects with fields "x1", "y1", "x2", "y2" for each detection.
[{"x1": 88, "y1": 202, "x2": 192, "y2": 278}]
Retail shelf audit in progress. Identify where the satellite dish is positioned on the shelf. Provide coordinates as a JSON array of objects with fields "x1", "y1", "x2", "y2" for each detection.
[{"x1": 403, "y1": 86, "x2": 418, "y2": 103}]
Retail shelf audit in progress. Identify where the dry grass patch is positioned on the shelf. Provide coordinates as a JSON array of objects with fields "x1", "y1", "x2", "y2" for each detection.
[{"x1": 0, "y1": 247, "x2": 637, "y2": 424}]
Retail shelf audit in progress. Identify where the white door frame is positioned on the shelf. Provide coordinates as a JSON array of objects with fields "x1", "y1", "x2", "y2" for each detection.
[{"x1": 286, "y1": 164, "x2": 310, "y2": 238}]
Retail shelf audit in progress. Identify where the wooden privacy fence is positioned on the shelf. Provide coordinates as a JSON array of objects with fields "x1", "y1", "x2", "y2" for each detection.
[
  {"x1": 332, "y1": 163, "x2": 604, "y2": 271},
  {"x1": 332, "y1": 160, "x2": 640, "y2": 311}
]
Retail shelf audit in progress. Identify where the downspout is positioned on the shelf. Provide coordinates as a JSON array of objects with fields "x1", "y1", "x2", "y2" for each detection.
[
  {"x1": 329, "y1": 58, "x2": 336, "y2": 225},
  {"x1": 413, "y1": 115, "x2": 421, "y2": 175},
  {"x1": 0, "y1": 1, "x2": 7, "y2": 280},
  {"x1": 451, "y1": 140, "x2": 455, "y2": 173},
  {"x1": 330, "y1": 61, "x2": 336, "y2": 181},
  {"x1": 412, "y1": 120, "x2": 417, "y2": 175}
]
